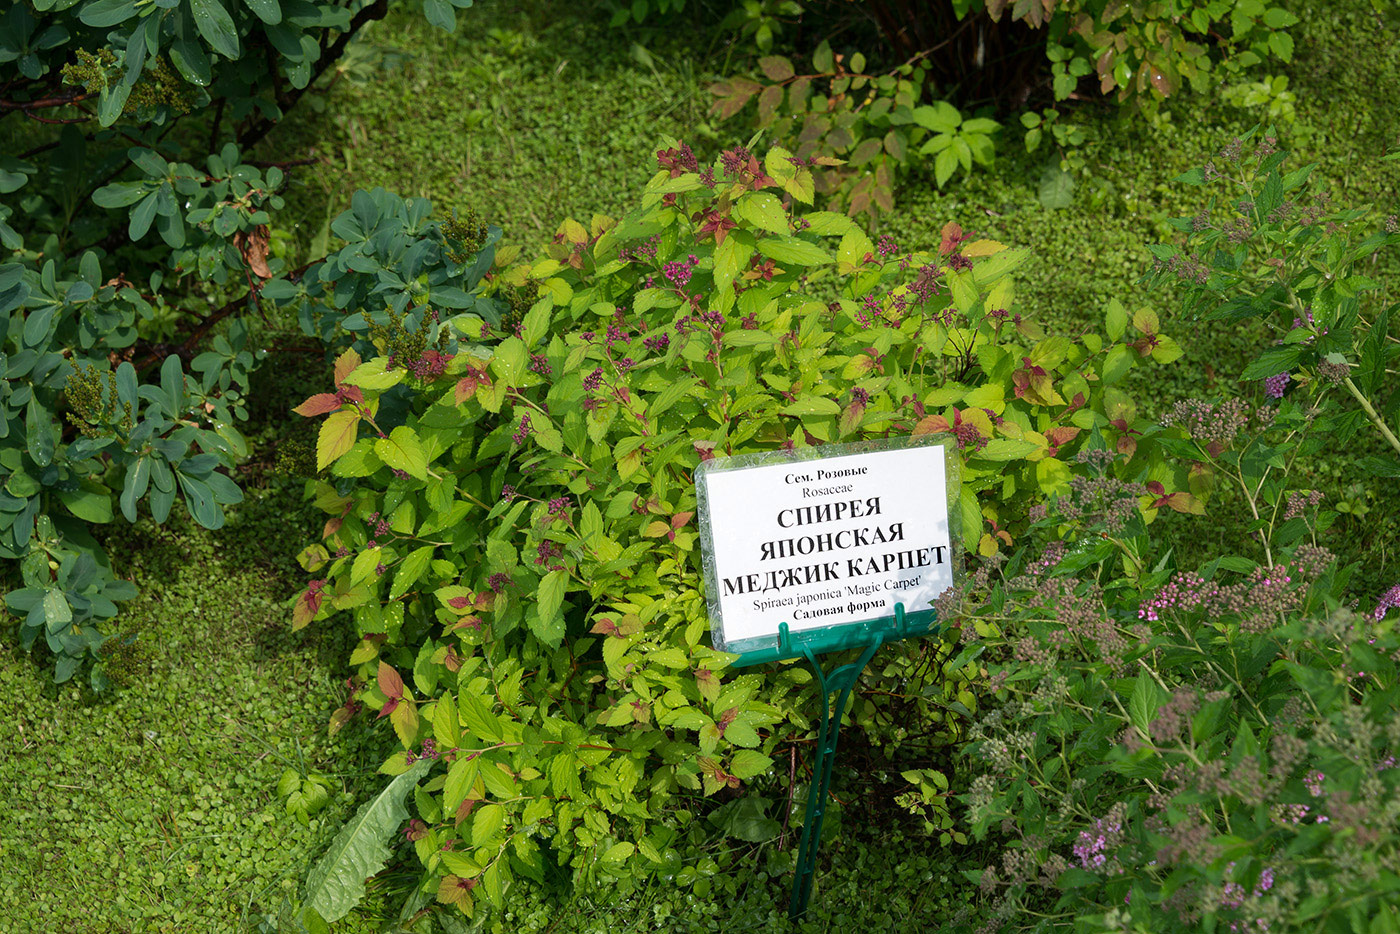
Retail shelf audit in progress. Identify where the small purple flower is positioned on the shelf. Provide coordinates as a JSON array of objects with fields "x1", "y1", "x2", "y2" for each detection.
[
  {"x1": 583, "y1": 368, "x2": 603, "y2": 391},
  {"x1": 1375, "y1": 583, "x2": 1400, "y2": 621},
  {"x1": 512, "y1": 414, "x2": 532, "y2": 445},
  {"x1": 488, "y1": 572, "x2": 511, "y2": 593},
  {"x1": 500, "y1": 484, "x2": 516, "y2": 501},
  {"x1": 1264, "y1": 372, "x2": 1290, "y2": 399}
]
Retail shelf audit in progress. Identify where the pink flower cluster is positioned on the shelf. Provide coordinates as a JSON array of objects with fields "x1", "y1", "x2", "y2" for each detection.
[{"x1": 1375, "y1": 583, "x2": 1400, "y2": 621}]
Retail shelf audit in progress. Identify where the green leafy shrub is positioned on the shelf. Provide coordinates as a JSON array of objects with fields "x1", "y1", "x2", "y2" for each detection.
[
  {"x1": 266, "y1": 190, "x2": 503, "y2": 345},
  {"x1": 1145, "y1": 126, "x2": 1400, "y2": 473},
  {"x1": 290, "y1": 136, "x2": 1200, "y2": 919},
  {"x1": 710, "y1": 43, "x2": 1000, "y2": 218},
  {"x1": 0, "y1": 0, "x2": 491, "y2": 684},
  {"x1": 702, "y1": 0, "x2": 1299, "y2": 216},
  {"x1": 946, "y1": 390, "x2": 1400, "y2": 932},
  {"x1": 845, "y1": 0, "x2": 1298, "y2": 113}
]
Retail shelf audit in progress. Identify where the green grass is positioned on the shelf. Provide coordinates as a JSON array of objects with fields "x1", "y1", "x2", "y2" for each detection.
[
  {"x1": 4, "y1": 0, "x2": 1398, "y2": 929},
  {"x1": 0, "y1": 360, "x2": 404, "y2": 933}
]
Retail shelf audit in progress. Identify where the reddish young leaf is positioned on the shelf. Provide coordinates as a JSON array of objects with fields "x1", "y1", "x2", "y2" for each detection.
[
  {"x1": 378, "y1": 660, "x2": 405, "y2": 699},
  {"x1": 293, "y1": 393, "x2": 341, "y2": 417},
  {"x1": 292, "y1": 587, "x2": 322, "y2": 630},
  {"x1": 333, "y1": 347, "x2": 362, "y2": 387}
]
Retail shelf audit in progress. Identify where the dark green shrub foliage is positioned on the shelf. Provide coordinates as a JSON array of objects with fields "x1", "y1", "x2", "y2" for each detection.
[
  {"x1": 699, "y1": 0, "x2": 1300, "y2": 216},
  {"x1": 0, "y1": 0, "x2": 490, "y2": 685}
]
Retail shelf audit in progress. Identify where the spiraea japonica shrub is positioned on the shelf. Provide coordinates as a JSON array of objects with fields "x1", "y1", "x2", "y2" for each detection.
[{"x1": 288, "y1": 136, "x2": 1210, "y2": 919}]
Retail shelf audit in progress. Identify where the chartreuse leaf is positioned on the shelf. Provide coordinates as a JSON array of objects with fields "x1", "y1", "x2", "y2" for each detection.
[
  {"x1": 374, "y1": 426, "x2": 428, "y2": 480},
  {"x1": 317, "y1": 410, "x2": 360, "y2": 470},
  {"x1": 300, "y1": 758, "x2": 430, "y2": 925},
  {"x1": 390, "y1": 545, "x2": 433, "y2": 599}
]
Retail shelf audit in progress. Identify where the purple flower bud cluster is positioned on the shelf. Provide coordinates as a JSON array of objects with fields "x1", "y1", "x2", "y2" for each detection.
[
  {"x1": 1056, "y1": 474, "x2": 1146, "y2": 533},
  {"x1": 643, "y1": 333, "x2": 670, "y2": 354},
  {"x1": 535, "y1": 540, "x2": 561, "y2": 565},
  {"x1": 487, "y1": 572, "x2": 511, "y2": 593},
  {"x1": 1223, "y1": 215, "x2": 1254, "y2": 244},
  {"x1": 1071, "y1": 805, "x2": 1127, "y2": 873},
  {"x1": 1317, "y1": 359, "x2": 1349, "y2": 383},
  {"x1": 673, "y1": 308, "x2": 725, "y2": 338},
  {"x1": 391, "y1": 349, "x2": 451, "y2": 381},
  {"x1": 719, "y1": 146, "x2": 753, "y2": 177},
  {"x1": 876, "y1": 235, "x2": 899, "y2": 257},
  {"x1": 500, "y1": 484, "x2": 516, "y2": 501},
  {"x1": 367, "y1": 511, "x2": 392, "y2": 537},
  {"x1": 512, "y1": 414, "x2": 532, "y2": 445},
  {"x1": 547, "y1": 496, "x2": 569, "y2": 519},
  {"x1": 953, "y1": 420, "x2": 987, "y2": 453},
  {"x1": 1220, "y1": 861, "x2": 1273, "y2": 914},
  {"x1": 908, "y1": 263, "x2": 941, "y2": 305},
  {"x1": 1264, "y1": 372, "x2": 1290, "y2": 399},
  {"x1": 655, "y1": 142, "x2": 699, "y2": 176},
  {"x1": 850, "y1": 387, "x2": 870, "y2": 405},
  {"x1": 1150, "y1": 250, "x2": 1211, "y2": 285},
  {"x1": 528, "y1": 354, "x2": 551, "y2": 375},
  {"x1": 582, "y1": 368, "x2": 604, "y2": 392},
  {"x1": 1137, "y1": 566, "x2": 1303, "y2": 634},
  {"x1": 1161, "y1": 398, "x2": 1257, "y2": 448},
  {"x1": 1283, "y1": 489, "x2": 1323, "y2": 520},
  {"x1": 1375, "y1": 583, "x2": 1400, "y2": 621},
  {"x1": 1219, "y1": 138, "x2": 1245, "y2": 163},
  {"x1": 1148, "y1": 689, "x2": 1199, "y2": 743},
  {"x1": 618, "y1": 234, "x2": 660, "y2": 263},
  {"x1": 662, "y1": 254, "x2": 699, "y2": 288},
  {"x1": 1272, "y1": 801, "x2": 1313, "y2": 825},
  {"x1": 606, "y1": 321, "x2": 630, "y2": 345}
]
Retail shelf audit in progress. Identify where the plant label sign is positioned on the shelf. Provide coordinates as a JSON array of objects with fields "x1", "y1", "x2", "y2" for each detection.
[{"x1": 696, "y1": 436, "x2": 960, "y2": 664}]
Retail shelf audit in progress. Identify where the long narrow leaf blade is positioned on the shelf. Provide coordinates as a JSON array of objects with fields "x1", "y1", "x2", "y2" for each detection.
[{"x1": 300, "y1": 759, "x2": 430, "y2": 923}]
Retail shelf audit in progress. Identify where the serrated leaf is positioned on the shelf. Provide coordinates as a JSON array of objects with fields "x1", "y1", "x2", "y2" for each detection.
[
  {"x1": 317, "y1": 410, "x2": 360, "y2": 470},
  {"x1": 472, "y1": 803, "x2": 507, "y2": 847},
  {"x1": 433, "y1": 692, "x2": 461, "y2": 748},
  {"x1": 755, "y1": 237, "x2": 832, "y2": 267},
  {"x1": 374, "y1": 426, "x2": 428, "y2": 480},
  {"x1": 390, "y1": 546, "x2": 433, "y2": 599},
  {"x1": 736, "y1": 192, "x2": 788, "y2": 235}
]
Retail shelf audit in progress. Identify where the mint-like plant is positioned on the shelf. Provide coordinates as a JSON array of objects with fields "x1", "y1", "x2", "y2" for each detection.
[
  {"x1": 1145, "y1": 125, "x2": 1400, "y2": 475},
  {"x1": 946, "y1": 394, "x2": 1400, "y2": 932}
]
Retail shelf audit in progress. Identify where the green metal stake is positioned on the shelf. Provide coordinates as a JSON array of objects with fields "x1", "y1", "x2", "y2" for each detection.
[{"x1": 787, "y1": 603, "x2": 910, "y2": 920}]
